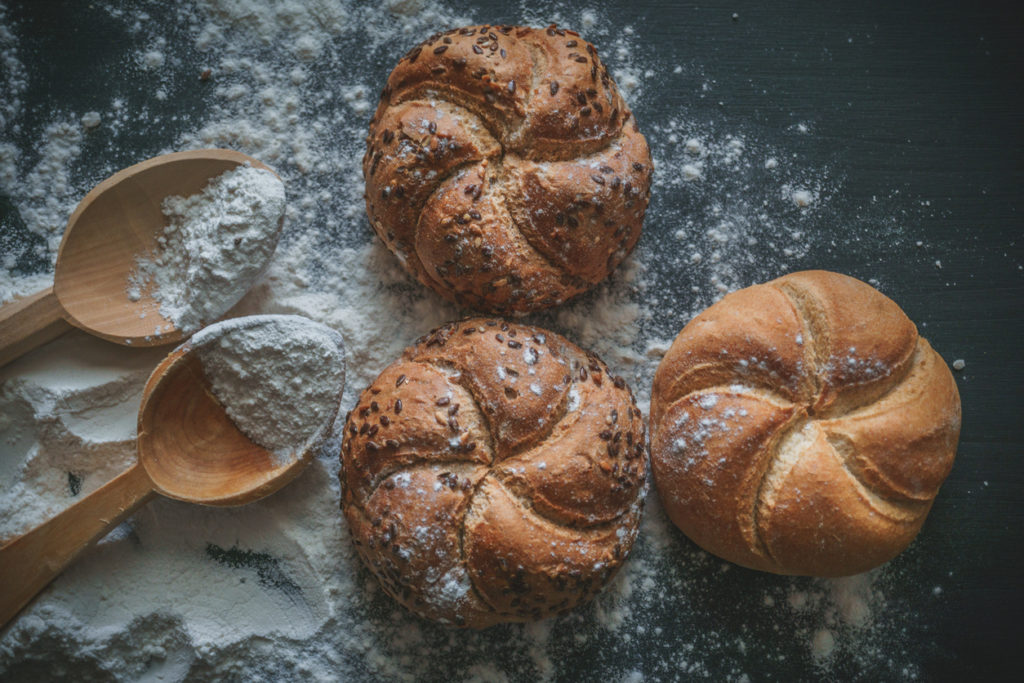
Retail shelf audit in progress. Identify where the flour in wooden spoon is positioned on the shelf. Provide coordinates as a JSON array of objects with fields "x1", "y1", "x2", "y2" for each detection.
[
  {"x1": 127, "y1": 165, "x2": 285, "y2": 335},
  {"x1": 193, "y1": 315, "x2": 345, "y2": 461}
]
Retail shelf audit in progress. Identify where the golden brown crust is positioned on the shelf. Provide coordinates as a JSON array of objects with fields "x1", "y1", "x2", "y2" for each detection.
[
  {"x1": 364, "y1": 25, "x2": 652, "y2": 314},
  {"x1": 340, "y1": 318, "x2": 647, "y2": 627},
  {"x1": 649, "y1": 270, "x2": 962, "y2": 577}
]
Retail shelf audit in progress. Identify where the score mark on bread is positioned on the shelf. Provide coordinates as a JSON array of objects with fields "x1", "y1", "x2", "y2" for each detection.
[{"x1": 650, "y1": 270, "x2": 962, "y2": 577}]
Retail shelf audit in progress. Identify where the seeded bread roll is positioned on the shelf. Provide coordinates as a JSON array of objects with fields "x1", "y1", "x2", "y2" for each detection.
[
  {"x1": 363, "y1": 24, "x2": 653, "y2": 314},
  {"x1": 340, "y1": 318, "x2": 647, "y2": 627},
  {"x1": 650, "y1": 270, "x2": 961, "y2": 577}
]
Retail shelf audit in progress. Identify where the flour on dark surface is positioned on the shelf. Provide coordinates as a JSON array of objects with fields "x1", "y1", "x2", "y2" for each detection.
[{"x1": 0, "y1": 1, "x2": 945, "y2": 680}]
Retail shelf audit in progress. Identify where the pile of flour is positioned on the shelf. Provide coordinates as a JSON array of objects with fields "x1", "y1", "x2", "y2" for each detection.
[
  {"x1": 0, "y1": 1, "x2": 941, "y2": 681},
  {"x1": 0, "y1": 331, "x2": 166, "y2": 540},
  {"x1": 194, "y1": 315, "x2": 345, "y2": 461},
  {"x1": 127, "y1": 165, "x2": 285, "y2": 335}
]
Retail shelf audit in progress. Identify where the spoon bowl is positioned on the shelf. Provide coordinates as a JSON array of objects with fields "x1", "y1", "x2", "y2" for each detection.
[
  {"x1": 138, "y1": 345, "x2": 310, "y2": 506},
  {"x1": 0, "y1": 149, "x2": 280, "y2": 366}
]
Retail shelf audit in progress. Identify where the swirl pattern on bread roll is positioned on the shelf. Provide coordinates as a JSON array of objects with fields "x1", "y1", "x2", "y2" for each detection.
[
  {"x1": 364, "y1": 24, "x2": 653, "y2": 314},
  {"x1": 341, "y1": 318, "x2": 647, "y2": 627},
  {"x1": 650, "y1": 270, "x2": 961, "y2": 577}
]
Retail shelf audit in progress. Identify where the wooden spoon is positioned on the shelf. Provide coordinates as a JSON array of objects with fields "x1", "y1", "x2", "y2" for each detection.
[
  {"x1": 0, "y1": 316, "x2": 345, "y2": 628},
  {"x1": 0, "y1": 149, "x2": 280, "y2": 367}
]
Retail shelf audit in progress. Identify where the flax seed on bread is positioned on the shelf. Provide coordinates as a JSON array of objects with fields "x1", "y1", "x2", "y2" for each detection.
[
  {"x1": 340, "y1": 318, "x2": 647, "y2": 627},
  {"x1": 363, "y1": 24, "x2": 652, "y2": 314}
]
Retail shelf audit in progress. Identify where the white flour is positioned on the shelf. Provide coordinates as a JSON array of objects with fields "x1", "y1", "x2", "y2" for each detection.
[
  {"x1": 127, "y1": 165, "x2": 286, "y2": 334},
  {"x1": 0, "y1": 331, "x2": 166, "y2": 540},
  {"x1": 0, "y1": 1, "x2": 939, "y2": 681},
  {"x1": 194, "y1": 315, "x2": 345, "y2": 460}
]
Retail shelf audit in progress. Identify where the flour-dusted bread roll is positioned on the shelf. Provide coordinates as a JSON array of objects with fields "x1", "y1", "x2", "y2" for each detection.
[
  {"x1": 340, "y1": 318, "x2": 647, "y2": 627},
  {"x1": 650, "y1": 270, "x2": 962, "y2": 577},
  {"x1": 363, "y1": 24, "x2": 653, "y2": 314}
]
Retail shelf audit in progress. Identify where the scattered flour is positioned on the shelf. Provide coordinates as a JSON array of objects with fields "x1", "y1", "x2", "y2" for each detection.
[
  {"x1": 139, "y1": 49, "x2": 165, "y2": 70},
  {"x1": 790, "y1": 188, "x2": 815, "y2": 207},
  {"x1": 1, "y1": 118, "x2": 84, "y2": 262},
  {"x1": 0, "y1": 1, "x2": 940, "y2": 681},
  {"x1": 0, "y1": 3, "x2": 25, "y2": 141},
  {"x1": 80, "y1": 111, "x2": 101, "y2": 129},
  {"x1": 0, "y1": 331, "x2": 166, "y2": 540},
  {"x1": 127, "y1": 165, "x2": 285, "y2": 334},
  {"x1": 194, "y1": 315, "x2": 345, "y2": 461},
  {"x1": 811, "y1": 628, "x2": 836, "y2": 660}
]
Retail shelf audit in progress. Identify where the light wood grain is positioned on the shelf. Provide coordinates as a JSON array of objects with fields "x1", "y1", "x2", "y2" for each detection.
[
  {"x1": 0, "y1": 463, "x2": 155, "y2": 628},
  {"x1": 54, "y1": 149, "x2": 275, "y2": 346},
  {"x1": 0, "y1": 287, "x2": 71, "y2": 367},
  {"x1": 137, "y1": 346, "x2": 311, "y2": 506},
  {"x1": 0, "y1": 149, "x2": 277, "y2": 368}
]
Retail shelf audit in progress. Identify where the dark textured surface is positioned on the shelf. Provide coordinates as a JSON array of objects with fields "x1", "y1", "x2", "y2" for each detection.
[
  {"x1": 660, "y1": 5, "x2": 1024, "y2": 679},
  {"x1": 1, "y1": 0, "x2": 1022, "y2": 680}
]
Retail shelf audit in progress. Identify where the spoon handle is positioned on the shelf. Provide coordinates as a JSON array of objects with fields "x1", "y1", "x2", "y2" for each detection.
[
  {"x1": 0, "y1": 286, "x2": 71, "y2": 367},
  {"x1": 0, "y1": 463, "x2": 155, "y2": 629}
]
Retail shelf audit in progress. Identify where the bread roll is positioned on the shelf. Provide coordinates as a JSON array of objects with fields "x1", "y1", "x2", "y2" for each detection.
[
  {"x1": 340, "y1": 318, "x2": 647, "y2": 627},
  {"x1": 363, "y1": 24, "x2": 653, "y2": 314},
  {"x1": 650, "y1": 270, "x2": 961, "y2": 576}
]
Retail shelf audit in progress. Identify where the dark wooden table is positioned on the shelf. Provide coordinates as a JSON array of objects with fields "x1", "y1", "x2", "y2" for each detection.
[{"x1": 1, "y1": 1, "x2": 1021, "y2": 680}]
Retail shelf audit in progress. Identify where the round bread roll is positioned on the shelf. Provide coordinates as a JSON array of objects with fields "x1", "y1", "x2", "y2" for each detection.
[
  {"x1": 650, "y1": 270, "x2": 961, "y2": 577},
  {"x1": 363, "y1": 24, "x2": 653, "y2": 314},
  {"x1": 340, "y1": 318, "x2": 647, "y2": 627}
]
